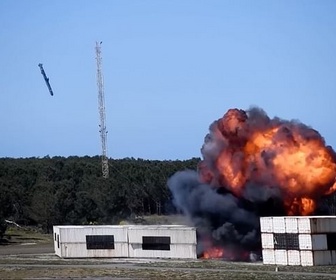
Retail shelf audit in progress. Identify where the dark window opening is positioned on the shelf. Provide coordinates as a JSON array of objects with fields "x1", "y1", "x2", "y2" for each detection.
[
  {"x1": 142, "y1": 236, "x2": 171, "y2": 251},
  {"x1": 57, "y1": 234, "x2": 59, "y2": 249},
  {"x1": 274, "y1": 233, "x2": 299, "y2": 250},
  {"x1": 86, "y1": 235, "x2": 115, "y2": 250},
  {"x1": 327, "y1": 233, "x2": 336, "y2": 250}
]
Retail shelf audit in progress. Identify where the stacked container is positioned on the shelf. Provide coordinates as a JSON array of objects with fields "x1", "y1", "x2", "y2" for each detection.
[{"x1": 260, "y1": 216, "x2": 336, "y2": 266}]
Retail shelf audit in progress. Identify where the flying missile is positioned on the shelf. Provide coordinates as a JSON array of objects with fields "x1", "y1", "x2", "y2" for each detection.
[{"x1": 38, "y1": 63, "x2": 54, "y2": 96}]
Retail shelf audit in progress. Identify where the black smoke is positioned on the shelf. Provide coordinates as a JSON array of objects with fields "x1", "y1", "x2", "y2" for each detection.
[
  {"x1": 167, "y1": 170, "x2": 285, "y2": 258},
  {"x1": 167, "y1": 106, "x2": 336, "y2": 259}
]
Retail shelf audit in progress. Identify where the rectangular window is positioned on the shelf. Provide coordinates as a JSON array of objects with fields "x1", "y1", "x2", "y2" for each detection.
[
  {"x1": 327, "y1": 233, "x2": 336, "y2": 250},
  {"x1": 57, "y1": 234, "x2": 59, "y2": 249},
  {"x1": 86, "y1": 235, "x2": 115, "y2": 250},
  {"x1": 142, "y1": 236, "x2": 171, "y2": 251},
  {"x1": 274, "y1": 233, "x2": 299, "y2": 250}
]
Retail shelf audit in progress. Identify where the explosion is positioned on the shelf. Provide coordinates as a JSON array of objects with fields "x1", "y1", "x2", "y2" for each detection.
[{"x1": 168, "y1": 107, "x2": 336, "y2": 260}]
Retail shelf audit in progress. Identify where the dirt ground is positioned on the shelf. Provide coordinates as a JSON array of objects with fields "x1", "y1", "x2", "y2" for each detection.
[
  {"x1": 0, "y1": 243, "x2": 53, "y2": 255},
  {"x1": 1, "y1": 227, "x2": 336, "y2": 279},
  {"x1": 1, "y1": 244, "x2": 336, "y2": 280}
]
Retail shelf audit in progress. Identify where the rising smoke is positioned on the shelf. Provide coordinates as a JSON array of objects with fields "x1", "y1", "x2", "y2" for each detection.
[{"x1": 168, "y1": 107, "x2": 336, "y2": 259}]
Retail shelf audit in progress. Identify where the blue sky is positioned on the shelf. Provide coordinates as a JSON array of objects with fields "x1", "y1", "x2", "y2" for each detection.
[{"x1": 1, "y1": 0, "x2": 336, "y2": 160}]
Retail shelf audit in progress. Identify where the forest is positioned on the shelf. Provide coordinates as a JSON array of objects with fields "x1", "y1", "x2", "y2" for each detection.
[{"x1": 0, "y1": 156, "x2": 200, "y2": 238}]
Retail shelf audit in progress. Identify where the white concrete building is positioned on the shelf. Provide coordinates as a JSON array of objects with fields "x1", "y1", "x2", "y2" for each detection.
[
  {"x1": 260, "y1": 216, "x2": 336, "y2": 266},
  {"x1": 53, "y1": 224, "x2": 197, "y2": 259}
]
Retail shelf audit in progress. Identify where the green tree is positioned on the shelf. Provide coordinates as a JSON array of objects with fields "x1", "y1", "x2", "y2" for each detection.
[{"x1": 0, "y1": 180, "x2": 13, "y2": 239}]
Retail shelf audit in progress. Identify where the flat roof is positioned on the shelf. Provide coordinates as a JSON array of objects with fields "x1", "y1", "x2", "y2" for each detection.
[
  {"x1": 260, "y1": 216, "x2": 336, "y2": 219},
  {"x1": 53, "y1": 224, "x2": 195, "y2": 229}
]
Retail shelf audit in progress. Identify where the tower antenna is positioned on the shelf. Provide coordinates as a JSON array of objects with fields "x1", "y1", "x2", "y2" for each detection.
[{"x1": 95, "y1": 41, "x2": 109, "y2": 178}]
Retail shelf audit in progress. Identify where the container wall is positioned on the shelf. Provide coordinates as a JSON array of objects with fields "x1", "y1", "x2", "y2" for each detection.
[
  {"x1": 127, "y1": 226, "x2": 197, "y2": 245},
  {"x1": 311, "y1": 235, "x2": 328, "y2": 250},
  {"x1": 310, "y1": 217, "x2": 336, "y2": 233},
  {"x1": 287, "y1": 250, "x2": 300, "y2": 266},
  {"x1": 285, "y1": 217, "x2": 298, "y2": 233},
  {"x1": 60, "y1": 242, "x2": 129, "y2": 258},
  {"x1": 128, "y1": 244, "x2": 196, "y2": 259},
  {"x1": 272, "y1": 217, "x2": 286, "y2": 233},
  {"x1": 127, "y1": 226, "x2": 197, "y2": 259},
  {"x1": 297, "y1": 216, "x2": 336, "y2": 234},
  {"x1": 300, "y1": 250, "x2": 313, "y2": 266},
  {"x1": 261, "y1": 233, "x2": 274, "y2": 249},
  {"x1": 274, "y1": 249, "x2": 287, "y2": 265},
  {"x1": 331, "y1": 251, "x2": 336, "y2": 264},
  {"x1": 59, "y1": 226, "x2": 128, "y2": 243},
  {"x1": 53, "y1": 226, "x2": 61, "y2": 257},
  {"x1": 298, "y1": 217, "x2": 312, "y2": 233},
  {"x1": 260, "y1": 217, "x2": 273, "y2": 233},
  {"x1": 262, "y1": 249, "x2": 275, "y2": 264},
  {"x1": 56, "y1": 225, "x2": 129, "y2": 258},
  {"x1": 300, "y1": 250, "x2": 336, "y2": 267},
  {"x1": 313, "y1": 251, "x2": 332, "y2": 265},
  {"x1": 298, "y1": 234, "x2": 312, "y2": 250}
]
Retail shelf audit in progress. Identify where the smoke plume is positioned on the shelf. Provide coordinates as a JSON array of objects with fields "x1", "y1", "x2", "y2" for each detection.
[{"x1": 168, "y1": 107, "x2": 336, "y2": 260}]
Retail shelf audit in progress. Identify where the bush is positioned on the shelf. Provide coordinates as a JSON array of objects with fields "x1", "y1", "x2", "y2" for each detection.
[{"x1": 0, "y1": 217, "x2": 7, "y2": 240}]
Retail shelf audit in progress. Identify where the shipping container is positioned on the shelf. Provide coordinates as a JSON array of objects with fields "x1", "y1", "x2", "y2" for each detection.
[
  {"x1": 285, "y1": 217, "x2": 298, "y2": 233},
  {"x1": 298, "y1": 216, "x2": 336, "y2": 233},
  {"x1": 274, "y1": 249, "x2": 287, "y2": 265},
  {"x1": 300, "y1": 250, "x2": 336, "y2": 266},
  {"x1": 298, "y1": 234, "x2": 328, "y2": 250},
  {"x1": 260, "y1": 216, "x2": 336, "y2": 266},
  {"x1": 127, "y1": 225, "x2": 197, "y2": 259},
  {"x1": 53, "y1": 225, "x2": 197, "y2": 259},
  {"x1": 261, "y1": 233, "x2": 274, "y2": 249},
  {"x1": 287, "y1": 250, "x2": 301, "y2": 266},
  {"x1": 260, "y1": 217, "x2": 273, "y2": 233},
  {"x1": 53, "y1": 225, "x2": 128, "y2": 258},
  {"x1": 272, "y1": 217, "x2": 286, "y2": 233},
  {"x1": 262, "y1": 249, "x2": 275, "y2": 264}
]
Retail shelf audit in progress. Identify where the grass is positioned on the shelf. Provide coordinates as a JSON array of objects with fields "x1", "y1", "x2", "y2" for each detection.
[
  {"x1": 1, "y1": 256, "x2": 336, "y2": 279},
  {"x1": 140, "y1": 260, "x2": 336, "y2": 275},
  {"x1": 1, "y1": 224, "x2": 336, "y2": 279},
  {"x1": 120, "y1": 214, "x2": 189, "y2": 225},
  {"x1": 1, "y1": 226, "x2": 53, "y2": 245},
  {"x1": 0, "y1": 266, "x2": 334, "y2": 280}
]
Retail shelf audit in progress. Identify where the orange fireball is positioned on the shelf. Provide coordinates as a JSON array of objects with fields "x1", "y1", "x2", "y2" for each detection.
[{"x1": 200, "y1": 108, "x2": 336, "y2": 215}]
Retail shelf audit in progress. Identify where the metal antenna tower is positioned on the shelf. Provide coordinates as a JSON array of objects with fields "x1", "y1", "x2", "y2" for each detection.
[{"x1": 95, "y1": 41, "x2": 109, "y2": 178}]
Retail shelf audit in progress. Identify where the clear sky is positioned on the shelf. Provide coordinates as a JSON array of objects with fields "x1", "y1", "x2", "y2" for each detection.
[{"x1": 1, "y1": 0, "x2": 336, "y2": 160}]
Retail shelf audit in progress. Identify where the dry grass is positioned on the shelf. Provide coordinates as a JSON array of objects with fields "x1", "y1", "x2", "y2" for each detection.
[
  {"x1": 2, "y1": 226, "x2": 53, "y2": 245},
  {"x1": 1, "y1": 224, "x2": 336, "y2": 279},
  {"x1": 0, "y1": 265, "x2": 334, "y2": 280},
  {"x1": 0, "y1": 256, "x2": 336, "y2": 280}
]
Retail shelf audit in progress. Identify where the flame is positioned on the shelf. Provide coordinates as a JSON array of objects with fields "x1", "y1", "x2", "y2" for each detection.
[
  {"x1": 286, "y1": 197, "x2": 316, "y2": 216},
  {"x1": 200, "y1": 108, "x2": 336, "y2": 215},
  {"x1": 202, "y1": 245, "x2": 251, "y2": 261},
  {"x1": 203, "y1": 247, "x2": 224, "y2": 259}
]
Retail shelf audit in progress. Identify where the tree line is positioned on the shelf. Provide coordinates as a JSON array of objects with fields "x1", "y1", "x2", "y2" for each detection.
[{"x1": 0, "y1": 156, "x2": 200, "y2": 237}]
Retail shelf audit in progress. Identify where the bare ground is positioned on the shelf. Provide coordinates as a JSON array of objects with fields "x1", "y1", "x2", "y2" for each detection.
[
  {"x1": 1, "y1": 227, "x2": 336, "y2": 279},
  {"x1": 1, "y1": 248, "x2": 336, "y2": 279}
]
